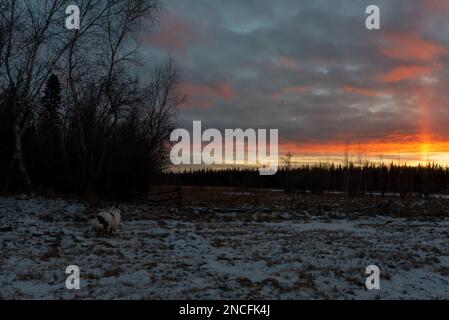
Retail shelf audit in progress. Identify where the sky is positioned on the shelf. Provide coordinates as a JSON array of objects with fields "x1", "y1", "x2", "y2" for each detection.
[{"x1": 142, "y1": 0, "x2": 449, "y2": 165}]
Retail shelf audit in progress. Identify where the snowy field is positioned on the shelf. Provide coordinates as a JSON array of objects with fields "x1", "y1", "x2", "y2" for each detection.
[{"x1": 1, "y1": 192, "x2": 449, "y2": 300}]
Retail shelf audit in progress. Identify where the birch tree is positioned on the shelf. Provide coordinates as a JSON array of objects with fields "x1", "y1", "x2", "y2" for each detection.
[{"x1": 1, "y1": 0, "x2": 169, "y2": 193}]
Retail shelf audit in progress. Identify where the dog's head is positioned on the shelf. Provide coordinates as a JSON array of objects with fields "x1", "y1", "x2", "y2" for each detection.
[{"x1": 109, "y1": 205, "x2": 121, "y2": 216}]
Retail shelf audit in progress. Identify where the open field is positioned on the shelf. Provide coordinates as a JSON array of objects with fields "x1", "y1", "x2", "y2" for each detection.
[{"x1": 1, "y1": 187, "x2": 449, "y2": 299}]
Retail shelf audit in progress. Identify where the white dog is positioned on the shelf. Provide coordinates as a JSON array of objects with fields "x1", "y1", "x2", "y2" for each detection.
[{"x1": 91, "y1": 207, "x2": 121, "y2": 234}]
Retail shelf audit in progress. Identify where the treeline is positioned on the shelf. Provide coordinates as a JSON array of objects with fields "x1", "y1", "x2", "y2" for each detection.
[
  {"x1": 162, "y1": 163, "x2": 449, "y2": 196},
  {"x1": 0, "y1": 0, "x2": 181, "y2": 195}
]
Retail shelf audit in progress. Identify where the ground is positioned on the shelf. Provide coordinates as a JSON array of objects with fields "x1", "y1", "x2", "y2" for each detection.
[{"x1": 1, "y1": 187, "x2": 449, "y2": 299}]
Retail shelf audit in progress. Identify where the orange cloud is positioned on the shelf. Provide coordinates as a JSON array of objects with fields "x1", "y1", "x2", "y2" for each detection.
[
  {"x1": 181, "y1": 82, "x2": 236, "y2": 101},
  {"x1": 179, "y1": 82, "x2": 236, "y2": 109},
  {"x1": 343, "y1": 85, "x2": 385, "y2": 97},
  {"x1": 380, "y1": 33, "x2": 448, "y2": 62},
  {"x1": 420, "y1": 0, "x2": 449, "y2": 13},
  {"x1": 278, "y1": 56, "x2": 300, "y2": 70},
  {"x1": 377, "y1": 65, "x2": 434, "y2": 83},
  {"x1": 145, "y1": 11, "x2": 199, "y2": 55},
  {"x1": 273, "y1": 86, "x2": 308, "y2": 99}
]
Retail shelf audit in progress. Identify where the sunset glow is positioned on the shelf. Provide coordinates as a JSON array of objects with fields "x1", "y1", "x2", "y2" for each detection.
[{"x1": 144, "y1": 0, "x2": 449, "y2": 167}]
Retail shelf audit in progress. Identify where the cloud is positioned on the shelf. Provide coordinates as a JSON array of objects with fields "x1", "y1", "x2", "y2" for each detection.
[
  {"x1": 420, "y1": 0, "x2": 449, "y2": 14},
  {"x1": 343, "y1": 85, "x2": 385, "y2": 97},
  {"x1": 380, "y1": 33, "x2": 448, "y2": 62},
  {"x1": 278, "y1": 56, "x2": 300, "y2": 71},
  {"x1": 377, "y1": 65, "x2": 435, "y2": 83},
  {"x1": 273, "y1": 86, "x2": 308, "y2": 99},
  {"x1": 144, "y1": 11, "x2": 200, "y2": 55},
  {"x1": 140, "y1": 0, "x2": 449, "y2": 157},
  {"x1": 179, "y1": 82, "x2": 236, "y2": 109}
]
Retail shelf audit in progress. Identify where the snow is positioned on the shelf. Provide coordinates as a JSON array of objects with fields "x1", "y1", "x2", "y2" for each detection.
[{"x1": 1, "y1": 196, "x2": 449, "y2": 299}]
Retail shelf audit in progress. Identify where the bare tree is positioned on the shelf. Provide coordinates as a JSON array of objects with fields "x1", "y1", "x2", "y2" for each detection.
[
  {"x1": 0, "y1": 0, "x2": 9, "y2": 68},
  {"x1": 344, "y1": 141, "x2": 350, "y2": 199},
  {"x1": 0, "y1": 0, "x2": 70, "y2": 191},
  {"x1": 61, "y1": 0, "x2": 163, "y2": 192},
  {"x1": 1, "y1": 0, "x2": 170, "y2": 193},
  {"x1": 142, "y1": 58, "x2": 184, "y2": 169},
  {"x1": 99, "y1": 58, "x2": 183, "y2": 192}
]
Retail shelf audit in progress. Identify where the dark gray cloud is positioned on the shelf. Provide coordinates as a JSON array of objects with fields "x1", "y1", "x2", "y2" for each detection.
[{"x1": 141, "y1": 0, "x2": 449, "y2": 153}]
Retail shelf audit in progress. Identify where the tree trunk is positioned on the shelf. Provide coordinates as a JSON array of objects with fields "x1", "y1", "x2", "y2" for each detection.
[
  {"x1": 1, "y1": 124, "x2": 32, "y2": 193},
  {"x1": 14, "y1": 120, "x2": 33, "y2": 191}
]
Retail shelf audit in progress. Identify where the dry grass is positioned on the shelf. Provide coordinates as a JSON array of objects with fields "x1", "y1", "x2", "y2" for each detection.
[{"x1": 167, "y1": 186, "x2": 449, "y2": 220}]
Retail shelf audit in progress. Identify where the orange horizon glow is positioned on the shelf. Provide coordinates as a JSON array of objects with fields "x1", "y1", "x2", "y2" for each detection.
[
  {"x1": 172, "y1": 135, "x2": 449, "y2": 172},
  {"x1": 279, "y1": 134, "x2": 449, "y2": 165}
]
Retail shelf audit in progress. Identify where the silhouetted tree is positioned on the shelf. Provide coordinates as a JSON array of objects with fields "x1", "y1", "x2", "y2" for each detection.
[
  {"x1": 162, "y1": 162, "x2": 449, "y2": 197},
  {"x1": 32, "y1": 74, "x2": 65, "y2": 186},
  {"x1": 0, "y1": 0, "x2": 183, "y2": 196}
]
